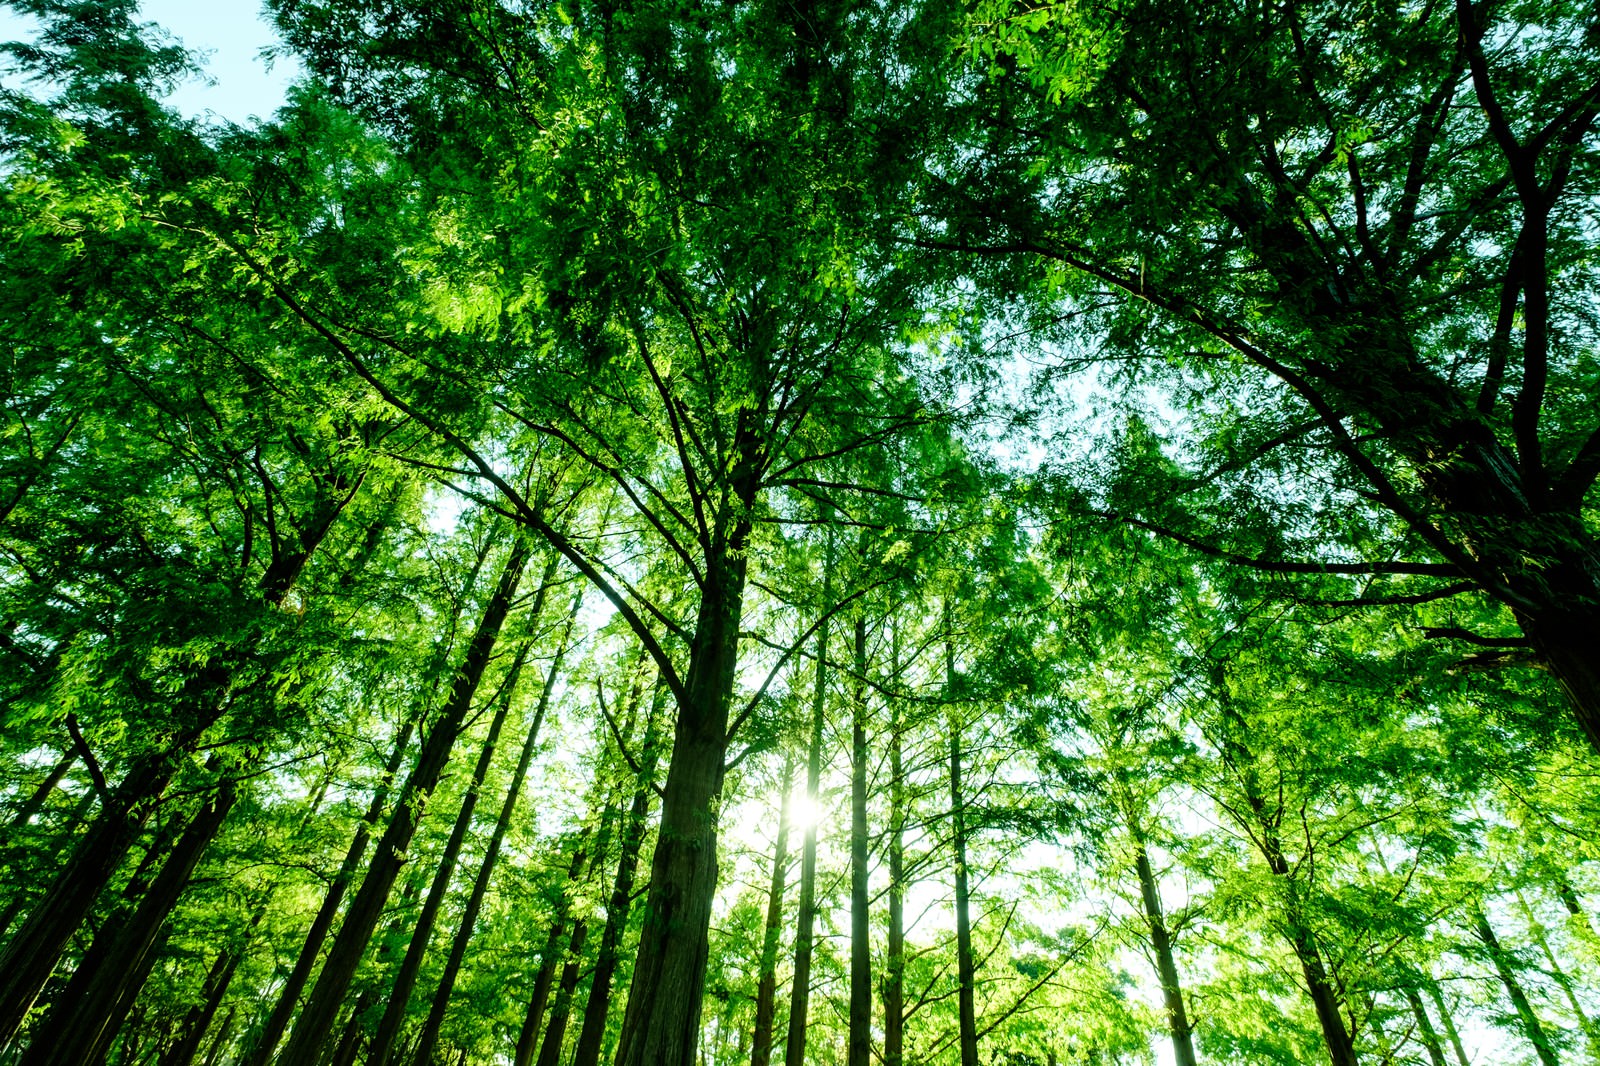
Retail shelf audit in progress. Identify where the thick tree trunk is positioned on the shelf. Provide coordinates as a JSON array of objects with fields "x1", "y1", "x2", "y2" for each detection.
[
  {"x1": 244, "y1": 713, "x2": 419, "y2": 1066},
  {"x1": 1129, "y1": 828, "x2": 1197, "y2": 1066},
  {"x1": 0, "y1": 730, "x2": 191, "y2": 1043},
  {"x1": 749, "y1": 753, "x2": 794, "y2": 1066},
  {"x1": 783, "y1": 579, "x2": 831, "y2": 1066},
  {"x1": 1476, "y1": 909, "x2": 1561, "y2": 1066},
  {"x1": 848, "y1": 617, "x2": 872, "y2": 1066},
  {"x1": 412, "y1": 590, "x2": 580, "y2": 1066},
  {"x1": 0, "y1": 486, "x2": 346, "y2": 1046},
  {"x1": 883, "y1": 684, "x2": 906, "y2": 1066},
  {"x1": 368, "y1": 626, "x2": 544, "y2": 1066},
  {"x1": 1520, "y1": 603, "x2": 1600, "y2": 754},
  {"x1": 572, "y1": 684, "x2": 665, "y2": 1066},
  {"x1": 277, "y1": 539, "x2": 531, "y2": 1066},
  {"x1": 609, "y1": 483, "x2": 755, "y2": 1066},
  {"x1": 21, "y1": 769, "x2": 239, "y2": 1066},
  {"x1": 515, "y1": 838, "x2": 590, "y2": 1066}
]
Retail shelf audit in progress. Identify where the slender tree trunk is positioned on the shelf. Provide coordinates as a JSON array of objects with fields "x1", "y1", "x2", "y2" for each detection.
[
  {"x1": 1552, "y1": 873, "x2": 1597, "y2": 940},
  {"x1": 540, "y1": 700, "x2": 641, "y2": 1066},
  {"x1": 883, "y1": 675, "x2": 905, "y2": 1066},
  {"x1": 1476, "y1": 909, "x2": 1561, "y2": 1066},
  {"x1": 3, "y1": 751, "x2": 74, "y2": 833},
  {"x1": 783, "y1": 553, "x2": 832, "y2": 1066},
  {"x1": 572, "y1": 683, "x2": 665, "y2": 1066},
  {"x1": 278, "y1": 539, "x2": 532, "y2": 1066},
  {"x1": 515, "y1": 837, "x2": 590, "y2": 1066},
  {"x1": 1425, "y1": 982, "x2": 1471, "y2": 1066},
  {"x1": 22, "y1": 771, "x2": 240, "y2": 1066},
  {"x1": 1128, "y1": 826, "x2": 1197, "y2": 1066},
  {"x1": 157, "y1": 946, "x2": 246, "y2": 1066},
  {"x1": 328, "y1": 987, "x2": 376, "y2": 1066},
  {"x1": 244, "y1": 713, "x2": 420, "y2": 1066},
  {"x1": 156, "y1": 867, "x2": 290, "y2": 1066},
  {"x1": 412, "y1": 589, "x2": 581, "y2": 1066},
  {"x1": 535, "y1": 918, "x2": 589, "y2": 1066},
  {"x1": 1404, "y1": 990, "x2": 1448, "y2": 1066},
  {"x1": 368, "y1": 614, "x2": 547, "y2": 1066},
  {"x1": 946, "y1": 625, "x2": 978, "y2": 1066},
  {"x1": 200, "y1": 1007, "x2": 236, "y2": 1066},
  {"x1": 848, "y1": 617, "x2": 872, "y2": 1066},
  {"x1": 948, "y1": 709, "x2": 979, "y2": 1066},
  {"x1": 1220, "y1": 714, "x2": 1357, "y2": 1066},
  {"x1": 748, "y1": 753, "x2": 794, "y2": 1066},
  {"x1": 1513, "y1": 885, "x2": 1600, "y2": 1059},
  {"x1": 0, "y1": 788, "x2": 96, "y2": 943},
  {"x1": 1274, "y1": 863, "x2": 1355, "y2": 1065}
]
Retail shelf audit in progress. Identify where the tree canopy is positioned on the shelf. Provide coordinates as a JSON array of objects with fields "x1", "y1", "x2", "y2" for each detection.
[{"x1": 1, "y1": 1, "x2": 1597, "y2": 1065}]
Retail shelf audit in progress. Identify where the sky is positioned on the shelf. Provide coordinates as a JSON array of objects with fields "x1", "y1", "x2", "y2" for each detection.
[{"x1": 0, "y1": 1, "x2": 300, "y2": 126}]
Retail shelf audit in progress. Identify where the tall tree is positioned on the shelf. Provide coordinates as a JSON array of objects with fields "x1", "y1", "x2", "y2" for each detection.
[{"x1": 939, "y1": 0, "x2": 1600, "y2": 746}]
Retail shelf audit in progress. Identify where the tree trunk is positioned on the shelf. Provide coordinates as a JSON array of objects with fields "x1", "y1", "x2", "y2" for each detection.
[
  {"x1": 748, "y1": 752, "x2": 794, "y2": 1066},
  {"x1": 1276, "y1": 871, "x2": 1355, "y2": 1063},
  {"x1": 948, "y1": 706, "x2": 979, "y2": 1066},
  {"x1": 367, "y1": 626, "x2": 543, "y2": 1066},
  {"x1": 848, "y1": 616, "x2": 872, "y2": 1066},
  {"x1": 1476, "y1": 909, "x2": 1561, "y2": 1066},
  {"x1": 0, "y1": 787, "x2": 96, "y2": 943},
  {"x1": 22, "y1": 770, "x2": 239, "y2": 1066},
  {"x1": 609, "y1": 479, "x2": 755, "y2": 1066},
  {"x1": 328, "y1": 986, "x2": 377, "y2": 1066},
  {"x1": 946, "y1": 622, "x2": 979, "y2": 1066},
  {"x1": 277, "y1": 538, "x2": 532, "y2": 1066},
  {"x1": 0, "y1": 729, "x2": 194, "y2": 1043},
  {"x1": 0, "y1": 486, "x2": 347, "y2": 1046},
  {"x1": 1425, "y1": 982, "x2": 1471, "y2": 1066},
  {"x1": 883, "y1": 668, "x2": 906, "y2": 1066},
  {"x1": 1219, "y1": 714, "x2": 1357, "y2": 1066},
  {"x1": 1520, "y1": 605, "x2": 1600, "y2": 755},
  {"x1": 572, "y1": 683, "x2": 665, "y2": 1066},
  {"x1": 1128, "y1": 827, "x2": 1197, "y2": 1066},
  {"x1": 200, "y1": 1006, "x2": 237, "y2": 1066},
  {"x1": 535, "y1": 918, "x2": 589, "y2": 1066},
  {"x1": 3, "y1": 751, "x2": 74, "y2": 833},
  {"x1": 1513, "y1": 885, "x2": 1600, "y2": 1059},
  {"x1": 411, "y1": 588, "x2": 581, "y2": 1066},
  {"x1": 157, "y1": 946, "x2": 247, "y2": 1066},
  {"x1": 515, "y1": 837, "x2": 590, "y2": 1066},
  {"x1": 1404, "y1": 990, "x2": 1448, "y2": 1066},
  {"x1": 243, "y1": 711, "x2": 419, "y2": 1066},
  {"x1": 783, "y1": 564, "x2": 831, "y2": 1066}
]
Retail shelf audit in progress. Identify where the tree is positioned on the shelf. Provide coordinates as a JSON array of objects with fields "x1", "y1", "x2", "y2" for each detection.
[{"x1": 939, "y1": 0, "x2": 1600, "y2": 747}]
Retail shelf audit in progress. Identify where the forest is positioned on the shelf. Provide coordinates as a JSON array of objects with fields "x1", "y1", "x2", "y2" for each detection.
[{"x1": 1, "y1": 0, "x2": 1597, "y2": 1064}]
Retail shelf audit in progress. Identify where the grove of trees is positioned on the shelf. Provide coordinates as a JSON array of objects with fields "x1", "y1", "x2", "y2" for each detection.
[{"x1": 1, "y1": 0, "x2": 1597, "y2": 1064}]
